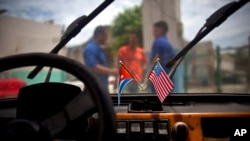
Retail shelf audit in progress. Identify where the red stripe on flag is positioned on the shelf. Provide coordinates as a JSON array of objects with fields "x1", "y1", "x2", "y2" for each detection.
[{"x1": 148, "y1": 63, "x2": 174, "y2": 103}]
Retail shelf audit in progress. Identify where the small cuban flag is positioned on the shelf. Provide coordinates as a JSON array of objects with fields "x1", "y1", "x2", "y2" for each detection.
[{"x1": 118, "y1": 61, "x2": 134, "y2": 105}]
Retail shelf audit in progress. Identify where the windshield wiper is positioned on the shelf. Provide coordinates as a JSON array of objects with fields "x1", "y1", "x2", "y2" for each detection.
[
  {"x1": 27, "y1": 0, "x2": 114, "y2": 80},
  {"x1": 167, "y1": 0, "x2": 249, "y2": 78}
]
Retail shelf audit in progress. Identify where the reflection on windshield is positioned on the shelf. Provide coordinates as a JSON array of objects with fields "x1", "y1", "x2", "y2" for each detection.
[{"x1": 0, "y1": 0, "x2": 249, "y2": 99}]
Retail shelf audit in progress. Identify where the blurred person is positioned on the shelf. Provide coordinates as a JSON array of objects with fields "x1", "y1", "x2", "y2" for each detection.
[
  {"x1": 117, "y1": 30, "x2": 147, "y2": 92},
  {"x1": 149, "y1": 20, "x2": 176, "y2": 92},
  {"x1": 83, "y1": 25, "x2": 117, "y2": 91},
  {"x1": 151, "y1": 20, "x2": 176, "y2": 73}
]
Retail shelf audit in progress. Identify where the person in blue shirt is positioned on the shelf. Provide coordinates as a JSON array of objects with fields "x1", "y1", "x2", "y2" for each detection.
[
  {"x1": 151, "y1": 21, "x2": 176, "y2": 73},
  {"x1": 83, "y1": 26, "x2": 117, "y2": 91},
  {"x1": 149, "y1": 21, "x2": 176, "y2": 92}
]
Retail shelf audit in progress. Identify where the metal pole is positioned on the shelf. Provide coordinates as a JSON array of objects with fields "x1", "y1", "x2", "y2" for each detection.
[
  {"x1": 248, "y1": 36, "x2": 250, "y2": 92},
  {"x1": 184, "y1": 54, "x2": 189, "y2": 93},
  {"x1": 215, "y1": 46, "x2": 222, "y2": 93}
]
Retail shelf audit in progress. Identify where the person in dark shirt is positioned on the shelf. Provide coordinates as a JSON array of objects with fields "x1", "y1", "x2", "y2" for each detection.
[
  {"x1": 151, "y1": 21, "x2": 176, "y2": 73},
  {"x1": 83, "y1": 25, "x2": 117, "y2": 90},
  {"x1": 149, "y1": 21, "x2": 176, "y2": 92}
]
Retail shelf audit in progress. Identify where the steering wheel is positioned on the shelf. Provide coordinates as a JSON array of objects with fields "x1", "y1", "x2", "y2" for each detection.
[{"x1": 0, "y1": 53, "x2": 116, "y2": 141}]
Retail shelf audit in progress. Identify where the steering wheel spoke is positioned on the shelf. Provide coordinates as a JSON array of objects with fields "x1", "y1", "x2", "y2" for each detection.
[{"x1": 42, "y1": 89, "x2": 96, "y2": 137}]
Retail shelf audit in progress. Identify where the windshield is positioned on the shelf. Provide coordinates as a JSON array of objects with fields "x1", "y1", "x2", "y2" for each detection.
[{"x1": 0, "y1": 0, "x2": 249, "y2": 100}]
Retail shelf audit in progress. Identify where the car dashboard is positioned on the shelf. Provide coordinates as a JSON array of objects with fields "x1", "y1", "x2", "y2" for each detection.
[
  {"x1": 111, "y1": 94, "x2": 250, "y2": 141},
  {"x1": 0, "y1": 0, "x2": 249, "y2": 140},
  {"x1": 1, "y1": 93, "x2": 250, "y2": 141}
]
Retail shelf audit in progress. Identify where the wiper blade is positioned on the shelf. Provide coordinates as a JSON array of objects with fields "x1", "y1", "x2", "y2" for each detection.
[
  {"x1": 27, "y1": 0, "x2": 114, "y2": 79},
  {"x1": 167, "y1": 0, "x2": 249, "y2": 78}
]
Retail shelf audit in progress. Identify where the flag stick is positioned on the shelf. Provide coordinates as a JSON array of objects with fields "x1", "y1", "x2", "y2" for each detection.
[{"x1": 141, "y1": 57, "x2": 160, "y2": 90}]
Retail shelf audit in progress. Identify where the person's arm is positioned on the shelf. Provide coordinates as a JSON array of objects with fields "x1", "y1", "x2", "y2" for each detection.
[
  {"x1": 115, "y1": 48, "x2": 122, "y2": 68},
  {"x1": 92, "y1": 64, "x2": 117, "y2": 75}
]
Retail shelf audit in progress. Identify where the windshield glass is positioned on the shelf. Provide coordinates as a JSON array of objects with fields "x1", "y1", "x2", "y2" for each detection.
[{"x1": 0, "y1": 0, "x2": 249, "y2": 100}]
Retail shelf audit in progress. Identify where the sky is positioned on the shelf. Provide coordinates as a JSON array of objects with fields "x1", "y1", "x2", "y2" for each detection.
[
  {"x1": 181, "y1": 0, "x2": 250, "y2": 48},
  {"x1": 0, "y1": 0, "x2": 249, "y2": 48}
]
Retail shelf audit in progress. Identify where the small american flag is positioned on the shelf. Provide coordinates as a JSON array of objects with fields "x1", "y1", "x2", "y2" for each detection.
[{"x1": 149, "y1": 62, "x2": 174, "y2": 103}]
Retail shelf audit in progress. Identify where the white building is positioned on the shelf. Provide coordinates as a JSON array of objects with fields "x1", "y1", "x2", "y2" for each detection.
[
  {"x1": 0, "y1": 14, "x2": 67, "y2": 84},
  {"x1": 0, "y1": 15, "x2": 66, "y2": 57},
  {"x1": 142, "y1": 0, "x2": 183, "y2": 52}
]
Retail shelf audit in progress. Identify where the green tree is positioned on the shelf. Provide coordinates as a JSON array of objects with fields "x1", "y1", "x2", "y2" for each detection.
[{"x1": 111, "y1": 5, "x2": 142, "y2": 55}]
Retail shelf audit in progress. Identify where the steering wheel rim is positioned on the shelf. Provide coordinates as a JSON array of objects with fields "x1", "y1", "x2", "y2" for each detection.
[{"x1": 0, "y1": 53, "x2": 116, "y2": 141}]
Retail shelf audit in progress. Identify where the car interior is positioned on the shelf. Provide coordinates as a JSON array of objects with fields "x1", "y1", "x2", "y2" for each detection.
[{"x1": 0, "y1": 0, "x2": 250, "y2": 141}]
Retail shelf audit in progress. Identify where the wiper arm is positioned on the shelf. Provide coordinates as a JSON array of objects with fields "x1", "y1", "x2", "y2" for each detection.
[
  {"x1": 27, "y1": 0, "x2": 114, "y2": 79},
  {"x1": 167, "y1": 0, "x2": 249, "y2": 78}
]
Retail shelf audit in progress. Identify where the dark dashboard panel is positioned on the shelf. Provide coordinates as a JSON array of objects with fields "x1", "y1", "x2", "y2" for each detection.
[
  {"x1": 111, "y1": 93, "x2": 250, "y2": 105},
  {"x1": 1, "y1": 94, "x2": 250, "y2": 141},
  {"x1": 115, "y1": 102, "x2": 250, "y2": 113}
]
